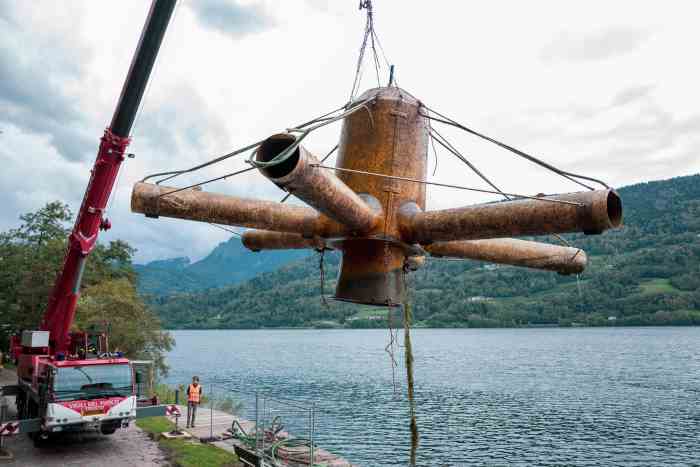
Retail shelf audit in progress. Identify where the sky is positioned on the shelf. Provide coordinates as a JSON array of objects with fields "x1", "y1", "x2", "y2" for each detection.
[{"x1": 1, "y1": 0, "x2": 698, "y2": 263}]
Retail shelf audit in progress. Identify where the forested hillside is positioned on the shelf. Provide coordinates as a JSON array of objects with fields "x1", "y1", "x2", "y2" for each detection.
[
  {"x1": 0, "y1": 203, "x2": 173, "y2": 373},
  {"x1": 149, "y1": 174, "x2": 700, "y2": 329},
  {"x1": 135, "y1": 237, "x2": 309, "y2": 296}
]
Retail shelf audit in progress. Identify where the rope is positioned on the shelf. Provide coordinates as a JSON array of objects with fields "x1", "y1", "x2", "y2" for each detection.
[
  {"x1": 420, "y1": 106, "x2": 610, "y2": 190},
  {"x1": 248, "y1": 97, "x2": 374, "y2": 171},
  {"x1": 402, "y1": 266, "x2": 419, "y2": 466},
  {"x1": 318, "y1": 248, "x2": 329, "y2": 309}
]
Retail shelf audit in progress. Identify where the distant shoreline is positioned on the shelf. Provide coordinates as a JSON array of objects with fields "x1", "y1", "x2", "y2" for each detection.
[{"x1": 164, "y1": 323, "x2": 700, "y2": 331}]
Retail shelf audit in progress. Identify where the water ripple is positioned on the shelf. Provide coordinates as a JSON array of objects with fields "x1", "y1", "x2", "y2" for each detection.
[{"x1": 166, "y1": 327, "x2": 700, "y2": 466}]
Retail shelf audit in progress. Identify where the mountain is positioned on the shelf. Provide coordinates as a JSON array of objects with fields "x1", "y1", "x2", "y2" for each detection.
[
  {"x1": 134, "y1": 237, "x2": 309, "y2": 296},
  {"x1": 147, "y1": 174, "x2": 700, "y2": 329}
]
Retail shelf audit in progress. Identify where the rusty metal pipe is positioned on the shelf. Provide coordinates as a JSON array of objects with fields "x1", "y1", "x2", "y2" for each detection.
[
  {"x1": 256, "y1": 134, "x2": 381, "y2": 233},
  {"x1": 132, "y1": 182, "x2": 323, "y2": 233},
  {"x1": 400, "y1": 189, "x2": 622, "y2": 243},
  {"x1": 242, "y1": 230, "x2": 326, "y2": 251},
  {"x1": 425, "y1": 238, "x2": 587, "y2": 275}
]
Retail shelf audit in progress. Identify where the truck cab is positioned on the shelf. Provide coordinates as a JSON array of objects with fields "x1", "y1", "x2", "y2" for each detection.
[
  {"x1": 45, "y1": 359, "x2": 137, "y2": 434},
  {"x1": 16, "y1": 331, "x2": 137, "y2": 435}
]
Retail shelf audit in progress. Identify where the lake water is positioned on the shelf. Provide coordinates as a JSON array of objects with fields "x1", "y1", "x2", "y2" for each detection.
[{"x1": 164, "y1": 328, "x2": 700, "y2": 466}]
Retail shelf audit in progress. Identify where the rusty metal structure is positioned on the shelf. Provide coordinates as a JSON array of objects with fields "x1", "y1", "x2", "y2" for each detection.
[{"x1": 132, "y1": 86, "x2": 623, "y2": 306}]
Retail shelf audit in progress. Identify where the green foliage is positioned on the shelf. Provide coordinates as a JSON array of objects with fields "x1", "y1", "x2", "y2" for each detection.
[
  {"x1": 136, "y1": 417, "x2": 240, "y2": 467},
  {"x1": 154, "y1": 383, "x2": 183, "y2": 404},
  {"x1": 136, "y1": 415, "x2": 175, "y2": 434},
  {"x1": 159, "y1": 438, "x2": 239, "y2": 467},
  {"x1": 76, "y1": 279, "x2": 174, "y2": 375},
  {"x1": 148, "y1": 174, "x2": 700, "y2": 329},
  {"x1": 135, "y1": 237, "x2": 309, "y2": 296},
  {"x1": 0, "y1": 202, "x2": 172, "y2": 374}
]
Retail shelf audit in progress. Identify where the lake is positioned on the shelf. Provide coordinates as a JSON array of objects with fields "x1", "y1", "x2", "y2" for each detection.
[{"x1": 164, "y1": 328, "x2": 700, "y2": 466}]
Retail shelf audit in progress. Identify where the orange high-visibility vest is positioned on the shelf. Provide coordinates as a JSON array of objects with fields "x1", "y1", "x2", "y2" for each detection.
[{"x1": 187, "y1": 384, "x2": 201, "y2": 403}]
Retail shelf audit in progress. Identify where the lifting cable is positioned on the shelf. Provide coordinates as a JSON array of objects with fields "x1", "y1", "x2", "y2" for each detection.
[
  {"x1": 349, "y1": 0, "x2": 392, "y2": 101},
  {"x1": 428, "y1": 124, "x2": 578, "y2": 250},
  {"x1": 144, "y1": 98, "x2": 373, "y2": 200},
  {"x1": 311, "y1": 164, "x2": 585, "y2": 206},
  {"x1": 420, "y1": 106, "x2": 610, "y2": 190}
]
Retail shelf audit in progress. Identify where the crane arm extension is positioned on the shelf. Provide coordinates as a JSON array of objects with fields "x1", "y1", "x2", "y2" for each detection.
[{"x1": 40, "y1": 0, "x2": 176, "y2": 354}]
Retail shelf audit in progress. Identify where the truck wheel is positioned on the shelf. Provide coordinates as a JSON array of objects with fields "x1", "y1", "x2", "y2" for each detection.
[
  {"x1": 100, "y1": 425, "x2": 117, "y2": 435},
  {"x1": 30, "y1": 431, "x2": 49, "y2": 447}
]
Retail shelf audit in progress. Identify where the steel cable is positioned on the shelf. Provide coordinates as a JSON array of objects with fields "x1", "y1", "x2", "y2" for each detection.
[{"x1": 420, "y1": 106, "x2": 610, "y2": 190}]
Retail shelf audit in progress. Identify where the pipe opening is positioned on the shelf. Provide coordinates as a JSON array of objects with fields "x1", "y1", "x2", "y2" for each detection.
[
  {"x1": 256, "y1": 134, "x2": 299, "y2": 179},
  {"x1": 607, "y1": 190, "x2": 623, "y2": 227}
]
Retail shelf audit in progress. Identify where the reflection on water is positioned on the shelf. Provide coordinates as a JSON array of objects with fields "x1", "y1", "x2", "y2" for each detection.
[{"x1": 165, "y1": 327, "x2": 700, "y2": 466}]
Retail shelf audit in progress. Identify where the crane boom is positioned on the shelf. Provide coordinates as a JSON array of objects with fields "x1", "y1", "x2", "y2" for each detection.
[{"x1": 40, "y1": 0, "x2": 176, "y2": 353}]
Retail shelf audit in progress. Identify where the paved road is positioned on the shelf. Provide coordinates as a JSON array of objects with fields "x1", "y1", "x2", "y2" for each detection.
[{"x1": 1, "y1": 368, "x2": 169, "y2": 466}]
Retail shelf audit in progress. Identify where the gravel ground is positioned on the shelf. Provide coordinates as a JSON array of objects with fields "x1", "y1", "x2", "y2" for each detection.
[{"x1": 1, "y1": 368, "x2": 170, "y2": 466}]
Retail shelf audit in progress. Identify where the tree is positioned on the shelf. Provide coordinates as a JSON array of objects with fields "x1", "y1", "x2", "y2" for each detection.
[
  {"x1": 76, "y1": 279, "x2": 173, "y2": 375},
  {"x1": 0, "y1": 202, "x2": 173, "y2": 374}
]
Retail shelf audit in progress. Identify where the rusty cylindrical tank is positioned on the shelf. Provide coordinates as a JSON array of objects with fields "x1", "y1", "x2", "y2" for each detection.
[
  {"x1": 242, "y1": 230, "x2": 325, "y2": 251},
  {"x1": 425, "y1": 238, "x2": 588, "y2": 275},
  {"x1": 331, "y1": 87, "x2": 429, "y2": 306},
  {"x1": 399, "y1": 189, "x2": 622, "y2": 244},
  {"x1": 255, "y1": 134, "x2": 381, "y2": 233},
  {"x1": 132, "y1": 182, "x2": 319, "y2": 233}
]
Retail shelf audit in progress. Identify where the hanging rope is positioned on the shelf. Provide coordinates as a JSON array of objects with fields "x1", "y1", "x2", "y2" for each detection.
[
  {"x1": 385, "y1": 308, "x2": 399, "y2": 395},
  {"x1": 402, "y1": 264, "x2": 419, "y2": 466},
  {"x1": 318, "y1": 248, "x2": 330, "y2": 309}
]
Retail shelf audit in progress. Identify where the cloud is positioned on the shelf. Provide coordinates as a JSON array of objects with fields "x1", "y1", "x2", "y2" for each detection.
[
  {"x1": 610, "y1": 85, "x2": 655, "y2": 107},
  {"x1": 541, "y1": 27, "x2": 652, "y2": 63},
  {"x1": 0, "y1": 2, "x2": 93, "y2": 162},
  {"x1": 502, "y1": 85, "x2": 700, "y2": 186},
  {"x1": 187, "y1": 0, "x2": 274, "y2": 39}
]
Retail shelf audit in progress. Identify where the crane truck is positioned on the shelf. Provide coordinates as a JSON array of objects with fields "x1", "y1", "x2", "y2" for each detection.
[{"x1": 1, "y1": 0, "x2": 177, "y2": 441}]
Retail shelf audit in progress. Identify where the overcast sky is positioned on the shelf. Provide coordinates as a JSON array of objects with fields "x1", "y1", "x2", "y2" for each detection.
[{"x1": 1, "y1": 0, "x2": 698, "y2": 263}]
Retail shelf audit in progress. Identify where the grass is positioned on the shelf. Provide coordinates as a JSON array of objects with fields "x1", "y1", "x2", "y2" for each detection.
[
  {"x1": 349, "y1": 307, "x2": 389, "y2": 320},
  {"x1": 160, "y1": 439, "x2": 239, "y2": 467},
  {"x1": 136, "y1": 416, "x2": 175, "y2": 434},
  {"x1": 136, "y1": 417, "x2": 240, "y2": 467},
  {"x1": 639, "y1": 278, "x2": 678, "y2": 295}
]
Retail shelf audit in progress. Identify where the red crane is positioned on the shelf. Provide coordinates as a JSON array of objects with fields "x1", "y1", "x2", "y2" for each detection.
[{"x1": 3, "y1": 0, "x2": 176, "y2": 442}]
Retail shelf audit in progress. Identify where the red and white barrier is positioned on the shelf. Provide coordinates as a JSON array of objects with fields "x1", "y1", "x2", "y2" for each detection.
[{"x1": 0, "y1": 421, "x2": 19, "y2": 436}]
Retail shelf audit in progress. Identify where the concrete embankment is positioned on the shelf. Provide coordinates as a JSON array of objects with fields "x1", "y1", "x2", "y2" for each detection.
[{"x1": 167, "y1": 404, "x2": 356, "y2": 466}]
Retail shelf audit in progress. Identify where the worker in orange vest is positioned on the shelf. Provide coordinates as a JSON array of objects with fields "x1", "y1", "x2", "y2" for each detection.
[{"x1": 186, "y1": 376, "x2": 203, "y2": 428}]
